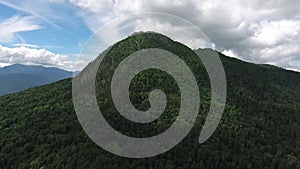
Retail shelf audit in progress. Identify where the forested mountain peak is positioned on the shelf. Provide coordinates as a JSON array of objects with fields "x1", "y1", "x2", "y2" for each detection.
[{"x1": 0, "y1": 32, "x2": 299, "y2": 168}]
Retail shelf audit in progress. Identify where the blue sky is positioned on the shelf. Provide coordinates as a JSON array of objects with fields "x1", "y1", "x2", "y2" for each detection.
[
  {"x1": 0, "y1": 0, "x2": 300, "y2": 71},
  {"x1": 0, "y1": 1, "x2": 93, "y2": 70},
  {"x1": 0, "y1": 1, "x2": 92, "y2": 53}
]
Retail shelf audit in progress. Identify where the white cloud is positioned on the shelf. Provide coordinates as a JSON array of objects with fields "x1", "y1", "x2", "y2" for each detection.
[
  {"x1": 249, "y1": 20, "x2": 300, "y2": 46},
  {"x1": 222, "y1": 50, "x2": 239, "y2": 59},
  {"x1": 0, "y1": 15, "x2": 41, "y2": 43},
  {"x1": 133, "y1": 18, "x2": 209, "y2": 49},
  {"x1": 0, "y1": 1, "x2": 61, "y2": 28},
  {"x1": 0, "y1": 45, "x2": 87, "y2": 71},
  {"x1": 116, "y1": 0, "x2": 300, "y2": 71},
  {"x1": 0, "y1": 62, "x2": 11, "y2": 68},
  {"x1": 259, "y1": 44, "x2": 300, "y2": 61},
  {"x1": 2, "y1": 0, "x2": 300, "y2": 71},
  {"x1": 69, "y1": 0, "x2": 116, "y2": 33},
  {"x1": 69, "y1": 0, "x2": 114, "y2": 13}
]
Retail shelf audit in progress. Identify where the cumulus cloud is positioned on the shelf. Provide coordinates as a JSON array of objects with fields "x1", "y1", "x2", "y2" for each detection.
[
  {"x1": 0, "y1": 45, "x2": 87, "y2": 71},
  {"x1": 248, "y1": 20, "x2": 300, "y2": 46},
  {"x1": 222, "y1": 50, "x2": 239, "y2": 59},
  {"x1": 68, "y1": 0, "x2": 300, "y2": 71},
  {"x1": 1, "y1": 0, "x2": 300, "y2": 71}
]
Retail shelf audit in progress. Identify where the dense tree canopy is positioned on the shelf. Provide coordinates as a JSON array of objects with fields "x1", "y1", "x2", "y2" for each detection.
[{"x1": 0, "y1": 32, "x2": 299, "y2": 168}]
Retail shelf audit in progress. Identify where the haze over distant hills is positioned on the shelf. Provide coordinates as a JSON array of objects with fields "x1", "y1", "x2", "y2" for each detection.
[{"x1": 0, "y1": 64, "x2": 74, "y2": 96}]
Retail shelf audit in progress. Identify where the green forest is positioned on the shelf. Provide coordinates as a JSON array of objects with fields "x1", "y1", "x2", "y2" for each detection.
[{"x1": 0, "y1": 32, "x2": 299, "y2": 169}]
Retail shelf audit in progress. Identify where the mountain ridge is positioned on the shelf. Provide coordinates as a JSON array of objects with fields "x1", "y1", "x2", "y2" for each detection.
[
  {"x1": 0, "y1": 32, "x2": 299, "y2": 168},
  {"x1": 0, "y1": 64, "x2": 74, "y2": 96}
]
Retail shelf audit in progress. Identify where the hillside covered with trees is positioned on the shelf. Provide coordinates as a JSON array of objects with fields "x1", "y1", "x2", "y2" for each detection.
[{"x1": 0, "y1": 32, "x2": 299, "y2": 169}]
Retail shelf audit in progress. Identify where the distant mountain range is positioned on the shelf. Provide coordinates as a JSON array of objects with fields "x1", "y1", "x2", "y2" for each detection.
[{"x1": 0, "y1": 64, "x2": 74, "y2": 96}]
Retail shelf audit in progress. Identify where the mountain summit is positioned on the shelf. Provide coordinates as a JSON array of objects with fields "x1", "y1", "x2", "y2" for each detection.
[{"x1": 0, "y1": 32, "x2": 299, "y2": 168}]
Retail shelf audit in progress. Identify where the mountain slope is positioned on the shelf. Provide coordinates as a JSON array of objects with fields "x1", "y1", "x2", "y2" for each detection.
[
  {"x1": 0, "y1": 32, "x2": 299, "y2": 168},
  {"x1": 0, "y1": 64, "x2": 73, "y2": 96}
]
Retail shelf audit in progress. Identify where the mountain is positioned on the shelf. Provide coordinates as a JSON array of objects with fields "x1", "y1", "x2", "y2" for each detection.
[
  {"x1": 0, "y1": 32, "x2": 299, "y2": 168},
  {"x1": 0, "y1": 64, "x2": 73, "y2": 96}
]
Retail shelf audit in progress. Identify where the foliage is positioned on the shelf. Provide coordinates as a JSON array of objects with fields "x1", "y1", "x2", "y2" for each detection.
[{"x1": 0, "y1": 32, "x2": 299, "y2": 169}]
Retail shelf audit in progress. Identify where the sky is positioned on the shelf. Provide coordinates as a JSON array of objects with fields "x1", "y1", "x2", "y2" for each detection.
[{"x1": 0, "y1": 0, "x2": 300, "y2": 71}]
